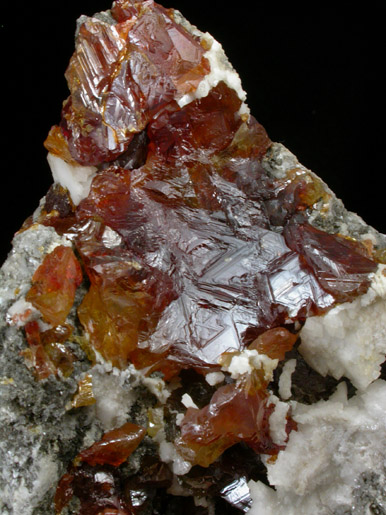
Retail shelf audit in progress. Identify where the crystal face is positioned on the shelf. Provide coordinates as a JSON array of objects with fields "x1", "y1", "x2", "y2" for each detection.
[
  {"x1": 176, "y1": 374, "x2": 286, "y2": 468},
  {"x1": 26, "y1": 245, "x2": 82, "y2": 326},
  {"x1": 2, "y1": 0, "x2": 385, "y2": 513},
  {"x1": 42, "y1": 80, "x2": 377, "y2": 376},
  {"x1": 45, "y1": 0, "x2": 210, "y2": 166}
]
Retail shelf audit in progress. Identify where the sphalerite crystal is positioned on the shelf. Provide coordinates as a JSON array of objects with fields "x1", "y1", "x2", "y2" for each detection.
[{"x1": 1, "y1": 1, "x2": 386, "y2": 513}]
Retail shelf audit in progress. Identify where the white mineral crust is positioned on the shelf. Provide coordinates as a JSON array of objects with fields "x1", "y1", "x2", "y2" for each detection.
[
  {"x1": 299, "y1": 265, "x2": 386, "y2": 391},
  {"x1": 248, "y1": 380, "x2": 386, "y2": 514},
  {"x1": 278, "y1": 358, "x2": 296, "y2": 400}
]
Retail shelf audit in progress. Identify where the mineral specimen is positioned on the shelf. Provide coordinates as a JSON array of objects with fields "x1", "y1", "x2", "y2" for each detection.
[{"x1": 1, "y1": 1, "x2": 386, "y2": 514}]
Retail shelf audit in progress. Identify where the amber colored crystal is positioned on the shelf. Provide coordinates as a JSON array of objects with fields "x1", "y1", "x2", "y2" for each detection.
[
  {"x1": 78, "y1": 422, "x2": 146, "y2": 467},
  {"x1": 76, "y1": 220, "x2": 177, "y2": 368},
  {"x1": 248, "y1": 327, "x2": 298, "y2": 360},
  {"x1": 22, "y1": 321, "x2": 57, "y2": 380},
  {"x1": 44, "y1": 125, "x2": 78, "y2": 165},
  {"x1": 40, "y1": 324, "x2": 73, "y2": 346},
  {"x1": 176, "y1": 373, "x2": 288, "y2": 467},
  {"x1": 21, "y1": 321, "x2": 75, "y2": 380},
  {"x1": 25, "y1": 245, "x2": 83, "y2": 326},
  {"x1": 71, "y1": 374, "x2": 96, "y2": 409}
]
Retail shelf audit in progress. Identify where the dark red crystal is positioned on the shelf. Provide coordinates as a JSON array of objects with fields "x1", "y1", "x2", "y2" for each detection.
[
  {"x1": 284, "y1": 220, "x2": 377, "y2": 302},
  {"x1": 55, "y1": 465, "x2": 134, "y2": 515},
  {"x1": 45, "y1": 0, "x2": 209, "y2": 166},
  {"x1": 78, "y1": 422, "x2": 146, "y2": 467}
]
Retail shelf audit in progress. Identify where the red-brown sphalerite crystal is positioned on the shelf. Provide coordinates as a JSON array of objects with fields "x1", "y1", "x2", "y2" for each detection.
[
  {"x1": 176, "y1": 373, "x2": 290, "y2": 468},
  {"x1": 248, "y1": 327, "x2": 298, "y2": 361},
  {"x1": 26, "y1": 245, "x2": 83, "y2": 326},
  {"x1": 45, "y1": 0, "x2": 210, "y2": 166},
  {"x1": 55, "y1": 422, "x2": 146, "y2": 513},
  {"x1": 78, "y1": 422, "x2": 146, "y2": 467},
  {"x1": 21, "y1": 0, "x2": 382, "y2": 511},
  {"x1": 22, "y1": 321, "x2": 75, "y2": 380}
]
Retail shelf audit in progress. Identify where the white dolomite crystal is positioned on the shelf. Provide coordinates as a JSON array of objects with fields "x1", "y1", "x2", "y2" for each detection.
[
  {"x1": 47, "y1": 153, "x2": 97, "y2": 206},
  {"x1": 181, "y1": 392, "x2": 199, "y2": 409},
  {"x1": 221, "y1": 348, "x2": 278, "y2": 381},
  {"x1": 249, "y1": 380, "x2": 386, "y2": 514},
  {"x1": 267, "y1": 394, "x2": 290, "y2": 447},
  {"x1": 205, "y1": 371, "x2": 225, "y2": 386},
  {"x1": 300, "y1": 265, "x2": 386, "y2": 391},
  {"x1": 278, "y1": 358, "x2": 297, "y2": 400}
]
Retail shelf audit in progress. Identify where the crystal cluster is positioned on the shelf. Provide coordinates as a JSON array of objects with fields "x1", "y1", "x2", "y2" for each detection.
[{"x1": 1, "y1": 0, "x2": 386, "y2": 513}]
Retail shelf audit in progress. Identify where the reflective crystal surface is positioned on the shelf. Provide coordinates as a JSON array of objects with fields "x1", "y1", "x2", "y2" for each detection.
[
  {"x1": 45, "y1": 0, "x2": 209, "y2": 165},
  {"x1": 7, "y1": 0, "x2": 383, "y2": 513},
  {"x1": 43, "y1": 90, "x2": 377, "y2": 375}
]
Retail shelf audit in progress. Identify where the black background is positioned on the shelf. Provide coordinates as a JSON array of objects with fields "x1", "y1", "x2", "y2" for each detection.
[{"x1": 0, "y1": 1, "x2": 384, "y2": 264}]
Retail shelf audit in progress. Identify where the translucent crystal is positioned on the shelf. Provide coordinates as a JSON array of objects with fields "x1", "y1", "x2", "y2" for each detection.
[{"x1": 25, "y1": 245, "x2": 82, "y2": 326}]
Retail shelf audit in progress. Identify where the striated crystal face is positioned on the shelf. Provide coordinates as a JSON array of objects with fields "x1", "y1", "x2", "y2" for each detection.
[
  {"x1": 7, "y1": 0, "x2": 384, "y2": 513},
  {"x1": 42, "y1": 79, "x2": 377, "y2": 375},
  {"x1": 45, "y1": 0, "x2": 210, "y2": 166}
]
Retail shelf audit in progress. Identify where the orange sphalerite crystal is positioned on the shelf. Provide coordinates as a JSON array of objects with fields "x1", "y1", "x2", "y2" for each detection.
[
  {"x1": 26, "y1": 245, "x2": 82, "y2": 326},
  {"x1": 78, "y1": 422, "x2": 146, "y2": 467},
  {"x1": 176, "y1": 373, "x2": 289, "y2": 468}
]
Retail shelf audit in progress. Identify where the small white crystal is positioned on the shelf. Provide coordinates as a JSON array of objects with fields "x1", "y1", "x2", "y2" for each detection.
[
  {"x1": 222, "y1": 349, "x2": 278, "y2": 381},
  {"x1": 157, "y1": 430, "x2": 192, "y2": 475},
  {"x1": 47, "y1": 153, "x2": 97, "y2": 206},
  {"x1": 175, "y1": 413, "x2": 184, "y2": 426},
  {"x1": 278, "y1": 359, "x2": 297, "y2": 400},
  {"x1": 6, "y1": 299, "x2": 38, "y2": 327},
  {"x1": 267, "y1": 394, "x2": 289, "y2": 446},
  {"x1": 205, "y1": 371, "x2": 225, "y2": 386},
  {"x1": 181, "y1": 393, "x2": 198, "y2": 409}
]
